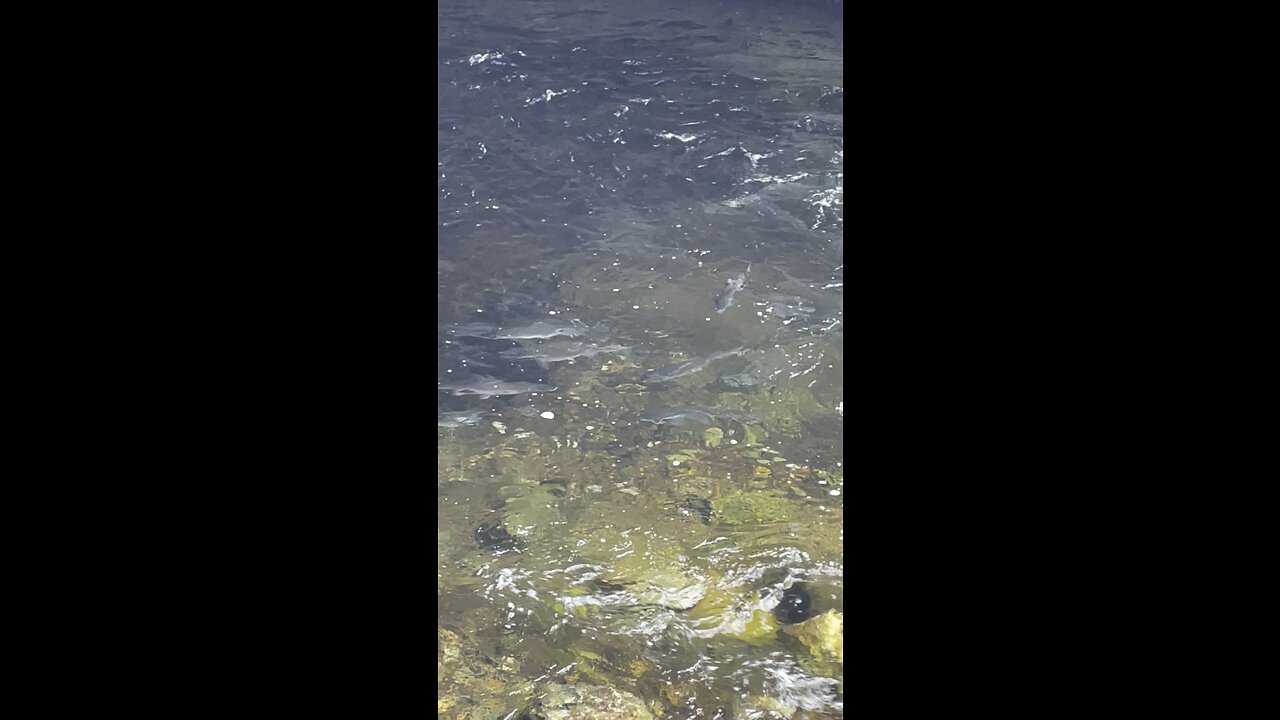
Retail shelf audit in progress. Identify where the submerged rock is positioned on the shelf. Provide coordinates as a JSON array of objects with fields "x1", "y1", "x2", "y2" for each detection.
[
  {"x1": 711, "y1": 489, "x2": 795, "y2": 524},
  {"x1": 475, "y1": 520, "x2": 518, "y2": 551},
  {"x1": 678, "y1": 496, "x2": 713, "y2": 523},
  {"x1": 774, "y1": 583, "x2": 814, "y2": 625},
  {"x1": 732, "y1": 609, "x2": 781, "y2": 644},
  {"x1": 633, "y1": 569, "x2": 707, "y2": 610},
  {"x1": 439, "y1": 628, "x2": 463, "y2": 665},
  {"x1": 499, "y1": 486, "x2": 564, "y2": 540},
  {"x1": 702, "y1": 426, "x2": 725, "y2": 448},
  {"x1": 688, "y1": 589, "x2": 780, "y2": 644},
  {"x1": 439, "y1": 626, "x2": 527, "y2": 720},
  {"x1": 570, "y1": 520, "x2": 707, "y2": 609},
  {"x1": 531, "y1": 683, "x2": 655, "y2": 720},
  {"x1": 782, "y1": 609, "x2": 843, "y2": 667}
]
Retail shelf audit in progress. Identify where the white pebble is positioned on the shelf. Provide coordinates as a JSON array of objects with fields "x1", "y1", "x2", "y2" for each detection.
[
  {"x1": 672, "y1": 460, "x2": 681, "y2": 466},
  {"x1": 540, "y1": 411, "x2": 555, "y2": 419}
]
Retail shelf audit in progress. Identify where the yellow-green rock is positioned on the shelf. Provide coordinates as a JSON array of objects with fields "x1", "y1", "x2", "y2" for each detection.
[
  {"x1": 710, "y1": 490, "x2": 795, "y2": 524},
  {"x1": 783, "y1": 609, "x2": 843, "y2": 665},
  {"x1": 687, "y1": 588, "x2": 775, "y2": 642},
  {"x1": 702, "y1": 427, "x2": 724, "y2": 448},
  {"x1": 729, "y1": 609, "x2": 779, "y2": 644},
  {"x1": 439, "y1": 628, "x2": 462, "y2": 664},
  {"x1": 532, "y1": 683, "x2": 655, "y2": 720},
  {"x1": 633, "y1": 569, "x2": 707, "y2": 610},
  {"x1": 688, "y1": 588, "x2": 736, "y2": 620}
]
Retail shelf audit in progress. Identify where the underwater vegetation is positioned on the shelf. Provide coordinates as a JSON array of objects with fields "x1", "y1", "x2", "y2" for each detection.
[{"x1": 438, "y1": 391, "x2": 843, "y2": 716}]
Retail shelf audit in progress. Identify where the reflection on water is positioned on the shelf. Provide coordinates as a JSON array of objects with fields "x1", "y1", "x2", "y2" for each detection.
[{"x1": 439, "y1": 1, "x2": 842, "y2": 717}]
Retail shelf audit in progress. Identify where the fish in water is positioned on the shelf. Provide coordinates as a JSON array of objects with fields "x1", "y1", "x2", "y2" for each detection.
[
  {"x1": 437, "y1": 408, "x2": 493, "y2": 428},
  {"x1": 642, "y1": 348, "x2": 745, "y2": 384},
  {"x1": 445, "y1": 318, "x2": 586, "y2": 340},
  {"x1": 717, "y1": 371, "x2": 762, "y2": 390},
  {"x1": 438, "y1": 375, "x2": 557, "y2": 398},
  {"x1": 757, "y1": 293, "x2": 816, "y2": 320},
  {"x1": 491, "y1": 318, "x2": 587, "y2": 340},
  {"x1": 500, "y1": 340, "x2": 630, "y2": 368},
  {"x1": 639, "y1": 404, "x2": 753, "y2": 426},
  {"x1": 714, "y1": 264, "x2": 750, "y2": 313},
  {"x1": 443, "y1": 322, "x2": 500, "y2": 338}
]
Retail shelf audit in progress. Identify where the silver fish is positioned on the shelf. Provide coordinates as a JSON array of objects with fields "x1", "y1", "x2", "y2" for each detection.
[
  {"x1": 758, "y1": 296, "x2": 816, "y2": 319},
  {"x1": 639, "y1": 404, "x2": 753, "y2": 426},
  {"x1": 500, "y1": 341, "x2": 630, "y2": 367},
  {"x1": 491, "y1": 319, "x2": 586, "y2": 340},
  {"x1": 445, "y1": 318, "x2": 586, "y2": 340},
  {"x1": 438, "y1": 376, "x2": 557, "y2": 397},
  {"x1": 438, "y1": 409, "x2": 491, "y2": 427},
  {"x1": 718, "y1": 372, "x2": 762, "y2": 390},
  {"x1": 642, "y1": 348, "x2": 744, "y2": 384},
  {"x1": 444, "y1": 322, "x2": 501, "y2": 338},
  {"x1": 714, "y1": 265, "x2": 750, "y2": 313}
]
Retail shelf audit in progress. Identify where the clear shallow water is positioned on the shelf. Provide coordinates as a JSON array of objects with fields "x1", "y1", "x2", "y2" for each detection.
[{"x1": 439, "y1": 1, "x2": 843, "y2": 717}]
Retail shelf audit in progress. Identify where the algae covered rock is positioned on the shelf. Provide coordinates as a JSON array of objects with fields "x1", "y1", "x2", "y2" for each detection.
[
  {"x1": 745, "y1": 694, "x2": 798, "y2": 718},
  {"x1": 531, "y1": 682, "x2": 655, "y2": 720},
  {"x1": 711, "y1": 489, "x2": 795, "y2": 524},
  {"x1": 439, "y1": 627, "x2": 463, "y2": 665},
  {"x1": 702, "y1": 426, "x2": 725, "y2": 448},
  {"x1": 439, "y1": 626, "x2": 527, "y2": 720},
  {"x1": 731, "y1": 608, "x2": 780, "y2": 644},
  {"x1": 570, "y1": 509, "x2": 710, "y2": 586},
  {"x1": 499, "y1": 486, "x2": 564, "y2": 540},
  {"x1": 632, "y1": 569, "x2": 707, "y2": 610},
  {"x1": 687, "y1": 589, "x2": 779, "y2": 644},
  {"x1": 573, "y1": 523, "x2": 707, "y2": 609},
  {"x1": 782, "y1": 609, "x2": 843, "y2": 666}
]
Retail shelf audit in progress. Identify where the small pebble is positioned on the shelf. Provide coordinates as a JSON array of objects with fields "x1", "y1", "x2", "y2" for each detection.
[{"x1": 540, "y1": 411, "x2": 555, "y2": 419}]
